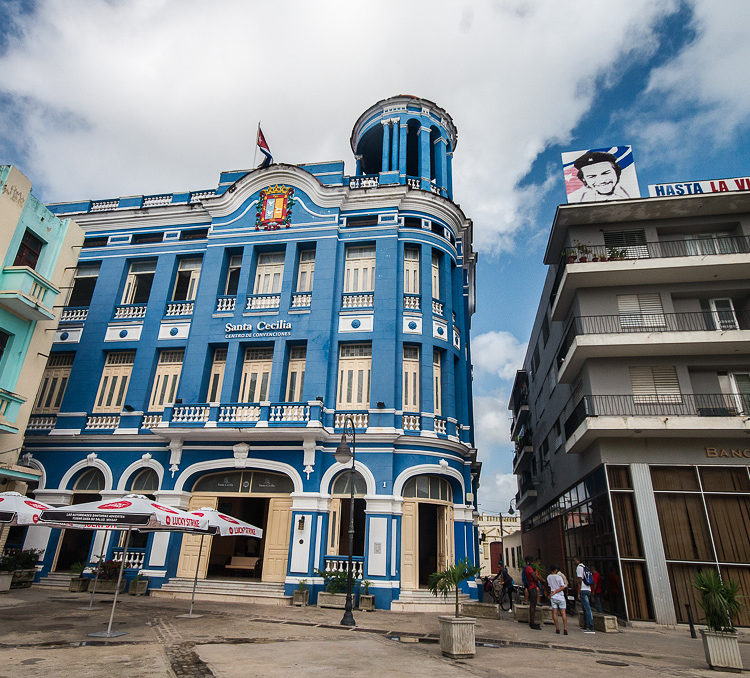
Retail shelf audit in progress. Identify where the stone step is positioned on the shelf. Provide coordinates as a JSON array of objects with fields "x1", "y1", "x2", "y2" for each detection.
[
  {"x1": 152, "y1": 577, "x2": 292, "y2": 606},
  {"x1": 34, "y1": 573, "x2": 74, "y2": 589}
]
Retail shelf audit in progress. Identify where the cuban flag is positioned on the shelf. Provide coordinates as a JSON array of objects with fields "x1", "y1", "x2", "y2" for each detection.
[{"x1": 256, "y1": 127, "x2": 273, "y2": 168}]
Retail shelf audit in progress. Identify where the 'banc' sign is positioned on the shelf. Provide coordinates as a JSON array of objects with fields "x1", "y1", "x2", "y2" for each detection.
[{"x1": 225, "y1": 320, "x2": 292, "y2": 338}]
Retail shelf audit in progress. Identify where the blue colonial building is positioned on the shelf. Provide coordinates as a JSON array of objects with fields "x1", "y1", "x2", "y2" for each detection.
[{"x1": 20, "y1": 96, "x2": 480, "y2": 609}]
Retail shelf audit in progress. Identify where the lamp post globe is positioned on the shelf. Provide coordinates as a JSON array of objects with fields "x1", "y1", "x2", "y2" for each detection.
[{"x1": 336, "y1": 417, "x2": 357, "y2": 627}]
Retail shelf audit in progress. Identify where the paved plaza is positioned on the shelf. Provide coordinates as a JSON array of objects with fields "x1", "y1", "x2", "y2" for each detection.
[{"x1": 0, "y1": 589, "x2": 748, "y2": 677}]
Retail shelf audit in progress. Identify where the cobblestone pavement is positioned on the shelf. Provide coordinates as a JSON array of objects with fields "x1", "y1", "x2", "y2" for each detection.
[{"x1": 0, "y1": 589, "x2": 748, "y2": 677}]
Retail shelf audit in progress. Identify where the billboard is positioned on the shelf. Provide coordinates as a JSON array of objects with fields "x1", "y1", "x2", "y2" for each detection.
[
  {"x1": 561, "y1": 146, "x2": 640, "y2": 204},
  {"x1": 648, "y1": 176, "x2": 750, "y2": 197}
]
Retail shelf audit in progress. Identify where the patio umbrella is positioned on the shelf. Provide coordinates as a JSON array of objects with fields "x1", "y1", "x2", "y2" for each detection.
[
  {"x1": 40, "y1": 494, "x2": 209, "y2": 638},
  {"x1": 177, "y1": 507, "x2": 263, "y2": 618},
  {"x1": 0, "y1": 491, "x2": 53, "y2": 525}
]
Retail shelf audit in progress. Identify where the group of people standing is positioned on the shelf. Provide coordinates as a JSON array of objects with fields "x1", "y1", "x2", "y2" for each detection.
[{"x1": 521, "y1": 555, "x2": 602, "y2": 634}]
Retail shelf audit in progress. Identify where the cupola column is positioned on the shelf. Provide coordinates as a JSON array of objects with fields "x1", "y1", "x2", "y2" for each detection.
[
  {"x1": 390, "y1": 119, "x2": 399, "y2": 171},
  {"x1": 381, "y1": 120, "x2": 391, "y2": 173},
  {"x1": 398, "y1": 123, "x2": 407, "y2": 178},
  {"x1": 436, "y1": 138, "x2": 448, "y2": 196},
  {"x1": 419, "y1": 125, "x2": 431, "y2": 190},
  {"x1": 355, "y1": 154, "x2": 363, "y2": 176}
]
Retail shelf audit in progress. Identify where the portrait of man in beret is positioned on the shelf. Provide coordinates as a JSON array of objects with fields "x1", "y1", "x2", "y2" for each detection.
[{"x1": 561, "y1": 146, "x2": 641, "y2": 204}]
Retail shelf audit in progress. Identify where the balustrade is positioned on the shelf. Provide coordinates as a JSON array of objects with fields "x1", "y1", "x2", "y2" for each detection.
[
  {"x1": 85, "y1": 415, "x2": 120, "y2": 430},
  {"x1": 60, "y1": 307, "x2": 88, "y2": 322},
  {"x1": 165, "y1": 301, "x2": 194, "y2": 317},
  {"x1": 341, "y1": 292, "x2": 373, "y2": 309},
  {"x1": 190, "y1": 190, "x2": 214, "y2": 203},
  {"x1": 349, "y1": 176, "x2": 379, "y2": 189},
  {"x1": 403, "y1": 294, "x2": 421, "y2": 310},
  {"x1": 91, "y1": 200, "x2": 118, "y2": 212},
  {"x1": 114, "y1": 304, "x2": 147, "y2": 319},
  {"x1": 26, "y1": 415, "x2": 56, "y2": 431},
  {"x1": 246, "y1": 294, "x2": 281, "y2": 310},
  {"x1": 434, "y1": 417, "x2": 447, "y2": 435},
  {"x1": 171, "y1": 405, "x2": 210, "y2": 423},
  {"x1": 269, "y1": 404, "x2": 310, "y2": 423},
  {"x1": 402, "y1": 414, "x2": 421, "y2": 431},
  {"x1": 142, "y1": 194, "x2": 172, "y2": 207},
  {"x1": 215, "y1": 296, "x2": 236, "y2": 312},
  {"x1": 323, "y1": 555, "x2": 364, "y2": 580},
  {"x1": 218, "y1": 405, "x2": 261, "y2": 423},
  {"x1": 112, "y1": 548, "x2": 146, "y2": 569},
  {"x1": 291, "y1": 292, "x2": 312, "y2": 308},
  {"x1": 334, "y1": 412, "x2": 369, "y2": 429},
  {"x1": 432, "y1": 299, "x2": 445, "y2": 316},
  {"x1": 141, "y1": 414, "x2": 162, "y2": 429}
]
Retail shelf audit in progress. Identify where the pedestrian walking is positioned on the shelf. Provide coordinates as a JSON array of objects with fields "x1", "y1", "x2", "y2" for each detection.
[
  {"x1": 523, "y1": 556, "x2": 541, "y2": 630},
  {"x1": 546, "y1": 565, "x2": 568, "y2": 635},
  {"x1": 574, "y1": 556, "x2": 595, "y2": 633}
]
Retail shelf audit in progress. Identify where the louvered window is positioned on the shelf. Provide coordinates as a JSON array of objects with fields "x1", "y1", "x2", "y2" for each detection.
[
  {"x1": 254, "y1": 252, "x2": 285, "y2": 295},
  {"x1": 296, "y1": 249, "x2": 315, "y2": 293},
  {"x1": 337, "y1": 344, "x2": 371, "y2": 409},
  {"x1": 148, "y1": 350, "x2": 184, "y2": 411},
  {"x1": 402, "y1": 345, "x2": 420, "y2": 411},
  {"x1": 207, "y1": 347, "x2": 227, "y2": 402},
  {"x1": 239, "y1": 348, "x2": 273, "y2": 402},
  {"x1": 629, "y1": 366, "x2": 681, "y2": 404},
  {"x1": 603, "y1": 230, "x2": 648, "y2": 259},
  {"x1": 33, "y1": 354, "x2": 74, "y2": 414},
  {"x1": 404, "y1": 247, "x2": 420, "y2": 294},
  {"x1": 617, "y1": 294, "x2": 665, "y2": 328},
  {"x1": 285, "y1": 345, "x2": 306, "y2": 402},
  {"x1": 344, "y1": 246, "x2": 375, "y2": 293},
  {"x1": 433, "y1": 349, "x2": 442, "y2": 415},
  {"x1": 431, "y1": 252, "x2": 441, "y2": 299},
  {"x1": 94, "y1": 352, "x2": 135, "y2": 413}
]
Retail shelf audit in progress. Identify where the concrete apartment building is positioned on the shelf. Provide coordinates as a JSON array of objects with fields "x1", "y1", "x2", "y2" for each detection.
[
  {"x1": 0, "y1": 165, "x2": 82, "y2": 504},
  {"x1": 510, "y1": 190, "x2": 750, "y2": 626}
]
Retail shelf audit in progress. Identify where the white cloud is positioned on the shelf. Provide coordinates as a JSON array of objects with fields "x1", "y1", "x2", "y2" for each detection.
[
  {"x1": 0, "y1": 0, "x2": 681, "y2": 253},
  {"x1": 472, "y1": 393, "x2": 513, "y2": 455},
  {"x1": 472, "y1": 331, "x2": 527, "y2": 381}
]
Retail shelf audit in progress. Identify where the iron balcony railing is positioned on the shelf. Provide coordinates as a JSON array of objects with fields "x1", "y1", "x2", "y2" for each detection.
[
  {"x1": 557, "y1": 310, "x2": 750, "y2": 367},
  {"x1": 564, "y1": 393, "x2": 750, "y2": 438}
]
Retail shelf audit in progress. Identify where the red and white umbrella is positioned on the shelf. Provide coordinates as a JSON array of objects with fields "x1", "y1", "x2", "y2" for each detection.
[
  {"x1": 0, "y1": 492, "x2": 53, "y2": 525},
  {"x1": 39, "y1": 494, "x2": 209, "y2": 638},
  {"x1": 177, "y1": 507, "x2": 263, "y2": 618}
]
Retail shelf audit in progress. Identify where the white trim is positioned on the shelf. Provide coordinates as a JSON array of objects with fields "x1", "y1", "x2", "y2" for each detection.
[
  {"x1": 173, "y1": 457, "x2": 303, "y2": 493},
  {"x1": 319, "y1": 460, "x2": 377, "y2": 496},
  {"x1": 24, "y1": 458, "x2": 47, "y2": 490},
  {"x1": 58, "y1": 457, "x2": 114, "y2": 491},
  {"x1": 140, "y1": 569, "x2": 167, "y2": 577},
  {"x1": 392, "y1": 463, "x2": 465, "y2": 498},
  {"x1": 116, "y1": 458, "x2": 166, "y2": 491}
]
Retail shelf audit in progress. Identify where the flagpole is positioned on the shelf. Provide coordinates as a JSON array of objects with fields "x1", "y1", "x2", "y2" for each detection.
[{"x1": 253, "y1": 121, "x2": 260, "y2": 169}]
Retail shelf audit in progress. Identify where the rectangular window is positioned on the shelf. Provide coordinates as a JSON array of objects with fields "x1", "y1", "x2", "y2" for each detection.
[
  {"x1": 604, "y1": 229, "x2": 648, "y2": 258},
  {"x1": 148, "y1": 350, "x2": 184, "y2": 411},
  {"x1": 225, "y1": 255, "x2": 242, "y2": 295},
  {"x1": 404, "y1": 247, "x2": 420, "y2": 295},
  {"x1": 629, "y1": 366, "x2": 681, "y2": 404},
  {"x1": 402, "y1": 345, "x2": 420, "y2": 411},
  {"x1": 33, "y1": 353, "x2": 74, "y2": 414},
  {"x1": 121, "y1": 260, "x2": 156, "y2": 304},
  {"x1": 433, "y1": 349, "x2": 442, "y2": 415},
  {"x1": 285, "y1": 346, "x2": 306, "y2": 401},
  {"x1": 172, "y1": 257, "x2": 202, "y2": 301},
  {"x1": 207, "y1": 347, "x2": 227, "y2": 403},
  {"x1": 344, "y1": 245, "x2": 375, "y2": 293},
  {"x1": 709, "y1": 298, "x2": 738, "y2": 331},
  {"x1": 296, "y1": 249, "x2": 315, "y2": 293},
  {"x1": 336, "y1": 344, "x2": 372, "y2": 409},
  {"x1": 239, "y1": 347, "x2": 273, "y2": 402},
  {"x1": 431, "y1": 252, "x2": 440, "y2": 299},
  {"x1": 730, "y1": 373, "x2": 750, "y2": 414},
  {"x1": 0, "y1": 331, "x2": 9, "y2": 364},
  {"x1": 685, "y1": 232, "x2": 735, "y2": 256},
  {"x1": 253, "y1": 252, "x2": 285, "y2": 295},
  {"x1": 617, "y1": 293, "x2": 665, "y2": 328},
  {"x1": 67, "y1": 264, "x2": 100, "y2": 307},
  {"x1": 541, "y1": 315, "x2": 550, "y2": 346},
  {"x1": 93, "y1": 352, "x2": 135, "y2": 413},
  {"x1": 13, "y1": 229, "x2": 44, "y2": 269}
]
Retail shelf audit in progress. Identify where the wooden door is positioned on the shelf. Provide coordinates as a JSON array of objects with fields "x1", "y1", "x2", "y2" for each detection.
[
  {"x1": 262, "y1": 497, "x2": 293, "y2": 582},
  {"x1": 400, "y1": 500, "x2": 418, "y2": 590},
  {"x1": 327, "y1": 498, "x2": 341, "y2": 555},
  {"x1": 445, "y1": 504, "x2": 455, "y2": 566},
  {"x1": 176, "y1": 495, "x2": 216, "y2": 578}
]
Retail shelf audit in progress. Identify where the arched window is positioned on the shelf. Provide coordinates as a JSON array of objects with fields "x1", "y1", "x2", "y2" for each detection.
[
  {"x1": 193, "y1": 470, "x2": 293, "y2": 494},
  {"x1": 129, "y1": 468, "x2": 159, "y2": 493},
  {"x1": 73, "y1": 467, "x2": 105, "y2": 492},
  {"x1": 403, "y1": 475, "x2": 452, "y2": 502},
  {"x1": 331, "y1": 471, "x2": 367, "y2": 497},
  {"x1": 406, "y1": 119, "x2": 420, "y2": 177},
  {"x1": 356, "y1": 124, "x2": 384, "y2": 176},
  {"x1": 429, "y1": 126, "x2": 441, "y2": 181}
]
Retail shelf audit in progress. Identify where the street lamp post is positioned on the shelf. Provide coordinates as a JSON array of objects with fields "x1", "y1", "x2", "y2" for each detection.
[{"x1": 334, "y1": 416, "x2": 357, "y2": 627}]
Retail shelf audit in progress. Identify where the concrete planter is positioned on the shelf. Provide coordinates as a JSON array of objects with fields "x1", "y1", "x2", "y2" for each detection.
[
  {"x1": 358, "y1": 594, "x2": 375, "y2": 611},
  {"x1": 438, "y1": 616, "x2": 476, "y2": 659},
  {"x1": 69, "y1": 578, "x2": 90, "y2": 593},
  {"x1": 700, "y1": 630, "x2": 743, "y2": 672},
  {"x1": 96, "y1": 579, "x2": 127, "y2": 594},
  {"x1": 577, "y1": 610, "x2": 618, "y2": 632},
  {"x1": 11, "y1": 569, "x2": 36, "y2": 589},
  {"x1": 317, "y1": 592, "x2": 348, "y2": 609},
  {"x1": 128, "y1": 579, "x2": 149, "y2": 596},
  {"x1": 293, "y1": 589, "x2": 309, "y2": 607},
  {"x1": 514, "y1": 604, "x2": 553, "y2": 624},
  {"x1": 0, "y1": 572, "x2": 12, "y2": 593},
  {"x1": 461, "y1": 602, "x2": 501, "y2": 619}
]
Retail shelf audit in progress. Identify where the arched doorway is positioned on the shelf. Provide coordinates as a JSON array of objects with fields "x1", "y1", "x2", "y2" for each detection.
[
  {"x1": 400, "y1": 475, "x2": 454, "y2": 589},
  {"x1": 327, "y1": 471, "x2": 366, "y2": 558},
  {"x1": 176, "y1": 469, "x2": 294, "y2": 583},
  {"x1": 120, "y1": 468, "x2": 159, "y2": 550},
  {"x1": 54, "y1": 467, "x2": 104, "y2": 571}
]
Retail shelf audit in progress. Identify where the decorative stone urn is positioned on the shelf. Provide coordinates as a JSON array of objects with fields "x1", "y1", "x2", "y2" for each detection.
[
  {"x1": 438, "y1": 616, "x2": 476, "y2": 659},
  {"x1": 700, "y1": 629, "x2": 743, "y2": 672}
]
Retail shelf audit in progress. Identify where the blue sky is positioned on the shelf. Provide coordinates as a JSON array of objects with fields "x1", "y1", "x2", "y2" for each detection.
[{"x1": 1, "y1": 0, "x2": 748, "y2": 514}]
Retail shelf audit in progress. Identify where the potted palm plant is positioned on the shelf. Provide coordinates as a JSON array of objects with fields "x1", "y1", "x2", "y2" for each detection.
[
  {"x1": 428, "y1": 558, "x2": 481, "y2": 659},
  {"x1": 358, "y1": 580, "x2": 375, "y2": 611},
  {"x1": 694, "y1": 569, "x2": 744, "y2": 671},
  {"x1": 68, "y1": 561, "x2": 90, "y2": 592},
  {"x1": 293, "y1": 579, "x2": 310, "y2": 606},
  {"x1": 315, "y1": 568, "x2": 349, "y2": 608},
  {"x1": 128, "y1": 571, "x2": 149, "y2": 596}
]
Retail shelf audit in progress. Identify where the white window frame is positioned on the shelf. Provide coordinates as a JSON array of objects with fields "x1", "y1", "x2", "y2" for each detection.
[
  {"x1": 730, "y1": 373, "x2": 750, "y2": 415},
  {"x1": 239, "y1": 348, "x2": 273, "y2": 402},
  {"x1": 433, "y1": 349, "x2": 442, "y2": 415},
  {"x1": 431, "y1": 252, "x2": 440, "y2": 299},
  {"x1": 67, "y1": 264, "x2": 99, "y2": 307},
  {"x1": 148, "y1": 350, "x2": 184, "y2": 412},
  {"x1": 709, "y1": 298, "x2": 739, "y2": 331},
  {"x1": 286, "y1": 346, "x2": 306, "y2": 402},
  {"x1": 122, "y1": 260, "x2": 156, "y2": 305},
  {"x1": 172, "y1": 257, "x2": 202, "y2": 301},
  {"x1": 253, "y1": 252, "x2": 285, "y2": 295},
  {"x1": 404, "y1": 247, "x2": 420, "y2": 295},
  {"x1": 344, "y1": 246, "x2": 375, "y2": 293},
  {"x1": 337, "y1": 344, "x2": 371, "y2": 409},
  {"x1": 225, "y1": 255, "x2": 242, "y2": 295},
  {"x1": 296, "y1": 249, "x2": 315, "y2": 293},
  {"x1": 402, "y1": 346, "x2": 420, "y2": 412},
  {"x1": 207, "y1": 347, "x2": 227, "y2": 403},
  {"x1": 33, "y1": 354, "x2": 74, "y2": 414},
  {"x1": 94, "y1": 352, "x2": 135, "y2": 413}
]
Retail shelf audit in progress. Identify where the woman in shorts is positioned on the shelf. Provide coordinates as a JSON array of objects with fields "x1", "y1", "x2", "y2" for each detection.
[{"x1": 546, "y1": 565, "x2": 568, "y2": 635}]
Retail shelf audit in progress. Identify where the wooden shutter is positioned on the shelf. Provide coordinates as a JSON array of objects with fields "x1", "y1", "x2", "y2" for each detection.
[
  {"x1": 296, "y1": 249, "x2": 315, "y2": 292},
  {"x1": 617, "y1": 293, "x2": 665, "y2": 328},
  {"x1": 262, "y1": 497, "x2": 293, "y2": 582},
  {"x1": 239, "y1": 348, "x2": 273, "y2": 402},
  {"x1": 336, "y1": 344, "x2": 371, "y2": 409},
  {"x1": 34, "y1": 354, "x2": 74, "y2": 414},
  {"x1": 285, "y1": 346, "x2": 306, "y2": 402},
  {"x1": 400, "y1": 501, "x2": 418, "y2": 590},
  {"x1": 94, "y1": 352, "x2": 135, "y2": 413},
  {"x1": 207, "y1": 348, "x2": 227, "y2": 402},
  {"x1": 433, "y1": 349, "x2": 442, "y2": 415},
  {"x1": 344, "y1": 246, "x2": 376, "y2": 293},
  {"x1": 254, "y1": 252, "x2": 285, "y2": 294},
  {"x1": 148, "y1": 350, "x2": 184, "y2": 411},
  {"x1": 629, "y1": 366, "x2": 681, "y2": 403},
  {"x1": 402, "y1": 346, "x2": 420, "y2": 411},
  {"x1": 404, "y1": 247, "x2": 420, "y2": 294}
]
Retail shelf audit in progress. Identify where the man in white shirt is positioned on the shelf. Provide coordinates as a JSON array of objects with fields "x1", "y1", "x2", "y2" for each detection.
[
  {"x1": 575, "y1": 556, "x2": 595, "y2": 634},
  {"x1": 546, "y1": 565, "x2": 568, "y2": 635}
]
